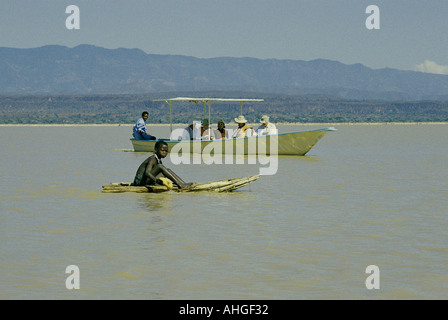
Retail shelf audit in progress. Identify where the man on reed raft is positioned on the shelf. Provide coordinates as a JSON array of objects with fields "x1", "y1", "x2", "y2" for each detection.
[{"x1": 131, "y1": 141, "x2": 193, "y2": 189}]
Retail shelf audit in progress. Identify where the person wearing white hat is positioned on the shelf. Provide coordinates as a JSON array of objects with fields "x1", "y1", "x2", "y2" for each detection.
[
  {"x1": 256, "y1": 115, "x2": 277, "y2": 136},
  {"x1": 232, "y1": 115, "x2": 255, "y2": 138}
]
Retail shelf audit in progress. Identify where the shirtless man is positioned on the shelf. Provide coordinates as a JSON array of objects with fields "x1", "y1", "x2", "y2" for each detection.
[{"x1": 132, "y1": 141, "x2": 192, "y2": 189}]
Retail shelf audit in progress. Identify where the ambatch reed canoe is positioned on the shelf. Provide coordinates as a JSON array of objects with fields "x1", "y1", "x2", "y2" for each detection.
[{"x1": 102, "y1": 175, "x2": 261, "y2": 193}]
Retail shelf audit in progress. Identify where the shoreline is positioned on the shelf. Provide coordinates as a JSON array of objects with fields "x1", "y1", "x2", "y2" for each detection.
[{"x1": 0, "y1": 122, "x2": 447, "y2": 127}]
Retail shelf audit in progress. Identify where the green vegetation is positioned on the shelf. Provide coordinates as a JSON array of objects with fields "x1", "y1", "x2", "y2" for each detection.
[{"x1": 1, "y1": 93, "x2": 448, "y2": 124}]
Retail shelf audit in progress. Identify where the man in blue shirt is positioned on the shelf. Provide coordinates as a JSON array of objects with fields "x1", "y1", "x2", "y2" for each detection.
[{"x1": 133, "y1": 111, "x2": 156, "y2": 140}]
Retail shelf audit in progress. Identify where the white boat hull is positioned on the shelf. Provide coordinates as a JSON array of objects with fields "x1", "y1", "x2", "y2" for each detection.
[{"x1": 131, "y1": 127, "x2": 335, "y2": 156}]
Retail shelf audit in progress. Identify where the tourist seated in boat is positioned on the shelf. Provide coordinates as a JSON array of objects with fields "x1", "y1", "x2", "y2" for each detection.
[
  {"x1": 131, "y1": 141, "x2": 192, "y2": 189},
  {"x1": 214, "y1": 119, "x2": 230, "y2": 139},
  {"x1": 181, "y1": 118, "x2": 194, "y2": 140},
  {"x1": 133, "y1": 111, "x2": 156, "y2": 140},
  {"x1": 181, "y1": 119, "x2": 202, "y2": 140},
  {"x1": 232, "y1": 115, "x2": 256, "y2": 138},
  {"x1": 201, "y1": 118, "x2": 216, "y2": 140},
  {"x1": 256, "y1": 115, "x2": 277, "y2": 136}
]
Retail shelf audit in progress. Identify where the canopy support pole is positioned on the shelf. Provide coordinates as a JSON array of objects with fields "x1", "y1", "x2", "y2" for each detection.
[
  {"x1": 160, "y1": 99, "x2": 173, "y2": 135},
  {"x1": 169, "y1": 100, "x2": 172, "y2": 134},
  {"x1": 207, "y1": 100, "x2": 216, "y2": 138}
]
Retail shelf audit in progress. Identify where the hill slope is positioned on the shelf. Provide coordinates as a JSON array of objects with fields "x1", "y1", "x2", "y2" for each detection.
[{"x1": 1, "y1": 45, "x2": 448, "y2": 100}]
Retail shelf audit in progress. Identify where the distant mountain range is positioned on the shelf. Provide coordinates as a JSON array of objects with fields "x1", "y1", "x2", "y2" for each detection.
[{"x1": 1, "y1": 44, "x2": 448, "y2": 100}]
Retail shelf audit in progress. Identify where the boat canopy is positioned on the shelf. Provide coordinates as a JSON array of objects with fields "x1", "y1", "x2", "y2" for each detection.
[{"x1": 153, "y1": 97, "x2": 264, "y2": 134}]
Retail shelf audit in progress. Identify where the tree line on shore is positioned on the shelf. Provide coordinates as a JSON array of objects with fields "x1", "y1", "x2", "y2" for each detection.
[{"x1": 1, "y1": 93, "x2": 448, "y2": 124}]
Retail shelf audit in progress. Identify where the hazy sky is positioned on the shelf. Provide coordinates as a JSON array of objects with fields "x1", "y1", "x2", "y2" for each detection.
[{"x1": 1, "y1": 0, "x2": 448, "y2": 73}]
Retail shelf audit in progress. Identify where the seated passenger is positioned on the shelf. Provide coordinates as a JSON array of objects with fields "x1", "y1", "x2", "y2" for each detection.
[
  {"x1": 231, "y1": 115, "x2": 255, "y2": 138},
  {"x1": 201, "y1": 118, "x2": 216, "y2": 140},
  {"x1": 181, "y1": 118, "x2": 193, "y2": 140},
  {"x1": 181, "y1": 119, "x2": 202, "y2": 140},
  {"x1": 256, "y1": 115, "x2": 277, "y2": 136},
  {"x1": 133, "y1": 111, "x2": 156, "y2": 140},
  {"x1": 214, "y1": 119, "x2": 230, "y2": 139}
]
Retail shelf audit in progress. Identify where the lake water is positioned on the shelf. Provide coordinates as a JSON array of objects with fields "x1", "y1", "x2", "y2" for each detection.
[{"x1": 1, "y1": 124, "x2": 447, "y2": 300}]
